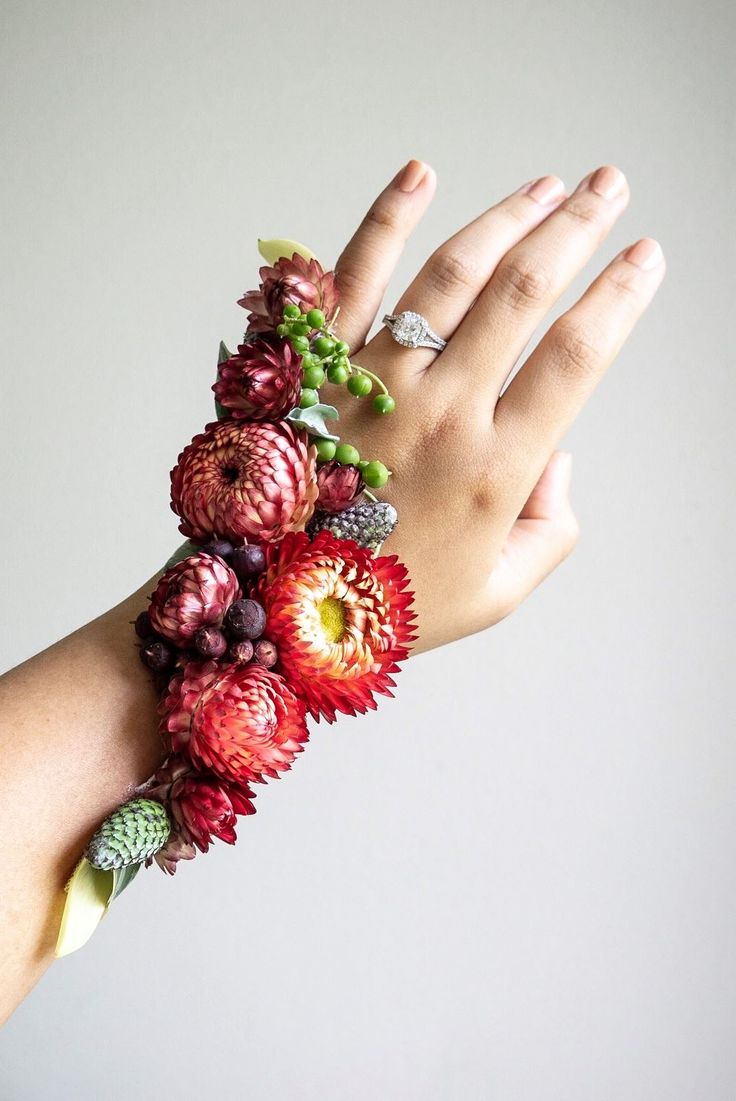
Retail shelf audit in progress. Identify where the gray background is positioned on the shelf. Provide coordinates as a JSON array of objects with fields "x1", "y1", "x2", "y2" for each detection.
[{"x1": 1, "y1": 1, "x2": 733, "y2": 1098}]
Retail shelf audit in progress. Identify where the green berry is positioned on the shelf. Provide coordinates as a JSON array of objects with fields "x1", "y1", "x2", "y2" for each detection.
[
  {"x1": 357, "y1": 460, "x2": 369, "y2": 471},
  {"x1": 327, "y1": 363, "x2": 350, "y2": 384},
  {"x1": 347, "y1": 374, "x2": 372, "y2": 397},
  {"x1": 362, "y1": 460, "x2": 390, "y2": 488},
  {"x1": 291, "y1": 336, "x2": 310, "y2": 355},
  {"x1": 284, "y1": 304, "x2": 301, "y2": 320},
  {"x1": 276, "y1": 323, "x2": 289, "y2": 337},
  {"x1": 333, "y1": 355, "x2": 349, "y2": 370},
  {"x1": 302, "y1": 364, "x2": 326, "y2": 388},
  {"x1": 335, "y1": 443, "x2": 360, "y2": 465},
  {"x1": 306, "y1": 308, "x2": 326, "y2": 329},
  {"x1": 373, "y1": 393, "x2": 396, "y2": 415},
  {"x1": 301, "y1": 352, "x2": 318, "y2": 370},
  {"x1": 313, "y1": 335, "x2": 335, "y2": 358},
  {"x1": 315, "y1": 438, "x2": 337, "y2": 461},
  {"x1": 299, "y1": 388, "x2": 319, "y2": 408},
  {"x1": 334, "y1": 340, "x2": 349, "y2": 355},
  {"x1": 291, "y1": 320, "x2": 310, "y2": 337}
]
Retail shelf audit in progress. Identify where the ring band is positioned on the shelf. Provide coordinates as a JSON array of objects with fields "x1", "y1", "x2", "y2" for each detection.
[{"x1": 382, "y1": 311, "x2": 447, "y2": 352}]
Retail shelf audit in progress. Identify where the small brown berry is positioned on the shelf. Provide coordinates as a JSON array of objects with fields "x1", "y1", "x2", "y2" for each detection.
[
  {"x1": 253, "y1": 639, "x2": 278, "y2": 668},
  {"x1": 231, "y1": 544, "x2": 266, "y2": 581},
  {"x1": 134, "y1": 610, "x2": 153, "y2": 638},
  {"x1": 140, "y1": 639, "x2": 173, "y2": 672},
  {"x1": 229, "y1": 639, "x2": 254, "y2": 664},
  {"x1": 194, "y1": 627, "x2": 228, "y2": 659},
  {"x1": 225, "y1": 598, "x2": 267, "y2": 640}
]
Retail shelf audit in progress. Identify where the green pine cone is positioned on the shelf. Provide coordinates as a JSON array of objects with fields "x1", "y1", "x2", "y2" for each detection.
[
  {"x1": 86, "y1": 798, "x2": 171, "y2": 871},
  {"x1": 307, "y1": 501, "x2": 398, "y2": 552}
]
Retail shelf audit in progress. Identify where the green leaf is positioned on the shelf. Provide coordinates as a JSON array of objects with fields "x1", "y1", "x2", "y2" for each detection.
[
  {"x1": 257, "y1": 237, "x2": 318, "y2": 265},
  {"x1": 109, "y1": 861, "x2": 141, "y2": 903},
  {"x1": 214, "y1": 341, "x2": 232, "y2": 420},
  {"x1": 54, "y1": 858, "x2": 114, "y2": 958},
  {"x1": 164, "y1": 540, "x2": 200, "y2": 569},
  {"x1": 286, "y1": 404, "x2": 340, "y2": 442}
]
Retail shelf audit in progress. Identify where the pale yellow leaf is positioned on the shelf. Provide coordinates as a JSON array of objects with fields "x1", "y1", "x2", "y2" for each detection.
[
  {"x1": 54, "y1": 858, "x2": 114, "y2": 958},
  {"x1": 257, "y1": 238, "x2": 319, "y2": 266}
]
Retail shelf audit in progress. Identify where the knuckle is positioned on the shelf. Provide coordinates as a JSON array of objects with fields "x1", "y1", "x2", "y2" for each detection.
[
  {"x1": 549, "y1": 319, "x2": 602, "y2": 378},
  {"x1": 606, "y1": 265, "x2": 647, "y2": 305},
  {"x1": 363, "y1": 201, "x2": 401, "y2": 235},
  {"x1": 562, "y1": 198, "x2": 601, "y2": 230},
  {"x1": 425, "y1": 248, "x2": 479, "y2": 297},
  {"x1": 503, "y1": 198, "x2": 535, "y2": 228},
  {"x1": 335, "y1": 264, "x2": 370, "y2": 297},
  {"x1": 493, "y1": 255, "x2": 552, "y2": 311}
]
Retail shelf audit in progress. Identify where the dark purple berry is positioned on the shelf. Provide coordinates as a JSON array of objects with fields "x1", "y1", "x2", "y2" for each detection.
[
  {"x1": 253, "y1": 639, "x2": 278, "y2": 668},
  {"x1": 194, "y1": 626, "x2": 228, "y2": 659},
  {"x1": 229, "y1": 639, "x2": 254, "y2": 664},
  {"x1": 201, "y1": 539, "x2": 234, "y2": 561},
  {"x1": 134, "y1": 610, "x2": 153, "y2": 639},
  {"x1": 225, "y1": 598, "x2": 267, "y2": 640},
  {"x1": 231, "y1": 544, "x2": 266, "y2": 581},
  {"x1": 140, "y1": 639, "x2": 173, "y2": 672}
]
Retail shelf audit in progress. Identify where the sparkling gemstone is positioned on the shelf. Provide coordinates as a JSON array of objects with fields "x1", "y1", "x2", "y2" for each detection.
[{"x1": 390, "y1": 311, "x2": 427, "y2": 347}]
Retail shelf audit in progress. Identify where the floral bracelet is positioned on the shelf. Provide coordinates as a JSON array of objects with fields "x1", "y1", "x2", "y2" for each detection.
[{"x1": 56, "y1": 239, "x2": 415, "y2": 956}]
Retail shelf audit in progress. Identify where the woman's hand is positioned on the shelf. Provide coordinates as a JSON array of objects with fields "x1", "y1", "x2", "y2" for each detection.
[{"x1": 329, "y1": 161, "x2": 665, "y2": 652}]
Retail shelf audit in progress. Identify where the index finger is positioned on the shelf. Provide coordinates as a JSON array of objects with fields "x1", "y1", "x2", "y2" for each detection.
[{"x1": 334, "y1": 159, "x2": 436, "y2": 350}]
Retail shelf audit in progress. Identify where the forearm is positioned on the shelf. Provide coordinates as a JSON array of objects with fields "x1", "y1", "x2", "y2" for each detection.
[{"x1": 0, "y1": 575, "x2": 164, "y2": 1023}]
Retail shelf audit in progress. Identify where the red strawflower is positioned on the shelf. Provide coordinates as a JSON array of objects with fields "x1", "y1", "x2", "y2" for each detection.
[
  {"x1": 238, "y1": 253, "x2": 339, "y2": 334},
  {"x1": 148, "y1": 553, "x2": 240, "y2": 647},
  {"x1": 160, "y1": 660, "x2": 309, "y2": 784},
  {"x1": 213, "y1": 337, "x2": 302, "y2": 421},
  {"x1": 255, "y1": 531, "x2": 416, "y2": 723},
  {"x1": 140, "y1": 755, "x2": 256, "y2": 854},
  {"x1": 170, "y1": 419, "x2": 318, "y2": 544},
  {"x1": 316, "y1": 461, "x2": 363, "y2": 513}
]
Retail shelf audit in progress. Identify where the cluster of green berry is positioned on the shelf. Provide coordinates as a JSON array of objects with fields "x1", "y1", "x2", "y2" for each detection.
[{"x1": 278, "y1": 304, "x2": 394, "y2": 489}]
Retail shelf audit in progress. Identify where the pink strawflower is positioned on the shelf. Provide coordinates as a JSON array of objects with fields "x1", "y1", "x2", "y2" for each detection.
[
  {"x1": 315, "y1": 461, "x2": 363, "y2": 513},
  {"x1": 213, "y1": 337, "x2": 302, "y2": 421},
  {"x1": 148, "y1": 553, "x2": 240, "y2": 647},
  {"x1": 170, "y1": 419, "x2": 318, "y2": 544},
  {"x1": 238, "y1": 253, "x2": 339, "y2": 333}
]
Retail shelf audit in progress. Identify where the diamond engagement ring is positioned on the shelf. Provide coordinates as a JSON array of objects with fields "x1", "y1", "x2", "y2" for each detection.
[{"x1": 382, "y1": 311, "x2": 447, "y2": 352}]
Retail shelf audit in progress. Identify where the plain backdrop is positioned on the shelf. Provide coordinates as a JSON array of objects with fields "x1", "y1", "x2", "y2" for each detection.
[{"x1": 1, "y1": 1, "x2": 734, "y2": 1098}]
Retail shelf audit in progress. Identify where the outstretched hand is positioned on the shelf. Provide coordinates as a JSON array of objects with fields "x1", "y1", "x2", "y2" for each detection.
[{"x1": 329, "y1": 161, "x2": 664, "y2": 652}]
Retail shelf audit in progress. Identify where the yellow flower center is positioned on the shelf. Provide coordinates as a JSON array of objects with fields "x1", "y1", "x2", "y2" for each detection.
[{"x1": 318, "y1": 596, "x2": 346, "y2": 644}]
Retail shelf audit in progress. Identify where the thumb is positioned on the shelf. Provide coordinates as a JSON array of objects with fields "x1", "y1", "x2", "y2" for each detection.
[{"x1": 491, "y1": 451, "x2": 579, "y2": 615}]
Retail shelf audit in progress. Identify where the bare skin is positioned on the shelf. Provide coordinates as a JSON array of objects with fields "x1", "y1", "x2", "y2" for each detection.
[{"x1": 0, "y1": 161, "x2": 664, "y2": 1023}]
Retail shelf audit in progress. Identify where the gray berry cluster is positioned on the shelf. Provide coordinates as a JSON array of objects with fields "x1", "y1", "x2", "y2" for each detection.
[{"x1": 307, "y1": 500, "x2": 398, "y2": 552}]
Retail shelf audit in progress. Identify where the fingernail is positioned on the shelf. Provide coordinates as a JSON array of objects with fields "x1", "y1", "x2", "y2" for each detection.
[
  {"x1": 525, "y1": 175, "x2": 566, "y2": 205},
  {"x1": 621, "y1": 237, "x2": 663, "y2": 270},
  {"x1": 585, "y1": 165, "x2": 626, "y2": 200},
  {"x1": 397, "y1": 159, "x2": 428, "y2": 192}
]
